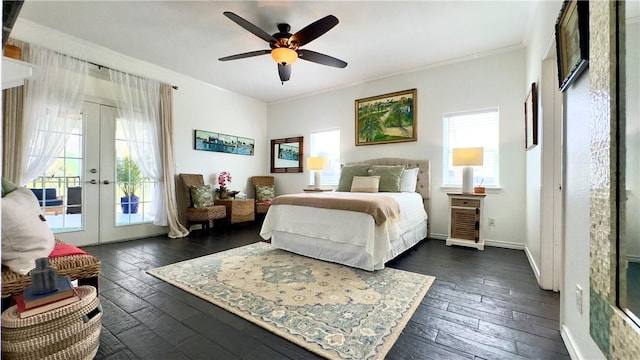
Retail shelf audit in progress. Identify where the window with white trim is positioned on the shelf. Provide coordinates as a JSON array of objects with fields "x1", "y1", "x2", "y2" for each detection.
[
  {"x1": 443, "y1": 108, "x2": 499, "y2": 187},
  {"x1": 309, "y1": 128, "x2": 340, "y2": 186}
]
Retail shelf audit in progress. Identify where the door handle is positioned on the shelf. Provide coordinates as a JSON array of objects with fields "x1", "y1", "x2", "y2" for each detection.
[
  {"x1": 103, "y1": 180, "x2": 111, "y2": 185},
  {"x1": 89, "y1": 179, "x2": 97, "y2": 185}
]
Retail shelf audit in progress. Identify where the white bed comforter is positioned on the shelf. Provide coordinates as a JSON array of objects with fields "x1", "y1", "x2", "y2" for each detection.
[{"x1": 259, "y1": 192, "x2": 427, "y2": 265}]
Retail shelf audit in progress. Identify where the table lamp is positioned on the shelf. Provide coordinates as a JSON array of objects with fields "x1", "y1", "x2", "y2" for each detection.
[
  {"x1": 452, "y1": 147, "x2": 484, "y2": 194},
  {"x1": 307, "y1": 157, "x2": 328, "y2": 189}
]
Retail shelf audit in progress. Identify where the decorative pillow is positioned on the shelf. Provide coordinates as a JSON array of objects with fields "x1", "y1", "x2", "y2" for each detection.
[
  {"x1": 350, "y1": 176, "x2": 380, "y2": 193},
  {"x1": 400, "y1": 167, "x2": 420, "y2": 192},
  {"x1": 337, "y1": 164, "x2": 370, "y2": 192},
  {"x1": 371, "y1": 165, "x2": 406, "y2": 192},
  {"x1": 2, "y1": 178, "x2": 18, "y2": 197},
  {"x1": 1, "y1": 187, "x2": 56, "y2": 275},
  {"x1": 255, "y1": 185, "x2": 275, "y2": 203},
  {"x1": 190, "y1": 184, "x2": 214, "y2": 208}
]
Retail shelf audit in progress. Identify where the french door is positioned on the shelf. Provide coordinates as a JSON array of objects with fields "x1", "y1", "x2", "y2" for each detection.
[{"x1": 38, "y1": 101, "x2": 165, "y2": 246}]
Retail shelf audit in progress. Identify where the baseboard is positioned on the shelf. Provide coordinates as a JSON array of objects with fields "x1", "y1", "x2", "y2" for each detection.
[
  {"x1": 484, "y1": 239, "x2": 525, "y2": 250},
  {"x1": 430, "y1": 235, "x2": 526, "y2": 251},
  {"x1": 430, "y1": 233, "x2": 448, "y2": 240},
  {"x1": 561, "y1": 324, "x2": 582, "y2": 360},
  {"x1": 524, "y1": 244, "x2": 542, "y2": 284}
]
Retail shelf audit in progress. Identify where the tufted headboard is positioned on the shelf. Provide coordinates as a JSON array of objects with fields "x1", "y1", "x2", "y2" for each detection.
[{"x1": 345, "y1": 158, "x2": 431, "y2": 235}]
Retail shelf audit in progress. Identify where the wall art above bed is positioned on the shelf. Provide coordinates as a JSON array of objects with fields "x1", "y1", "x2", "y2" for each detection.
[
  {"x1": 194, "y1": 129, "x2": 254, "y2": 156},
  {"x1": 355, "y1": 88, "x2": 417, "y2": 146}
]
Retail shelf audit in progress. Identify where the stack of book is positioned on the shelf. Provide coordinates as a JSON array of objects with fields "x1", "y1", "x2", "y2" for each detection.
[{"x1": 16, "y1": 276, "x2": 80, "y2": 318}]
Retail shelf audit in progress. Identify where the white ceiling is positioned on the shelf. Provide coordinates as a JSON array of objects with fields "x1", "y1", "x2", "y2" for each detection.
[{"x1": 17, "y1": 1, "x2": 535, "y2": 103}]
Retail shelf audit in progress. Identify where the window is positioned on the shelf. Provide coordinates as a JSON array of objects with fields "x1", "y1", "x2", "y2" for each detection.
[
  {"x1": 309, "y1": 129, "x2": 340, "y2": 186},
  {"x1": 443, "y1": 108, "x2": 499, "y2": 187}
]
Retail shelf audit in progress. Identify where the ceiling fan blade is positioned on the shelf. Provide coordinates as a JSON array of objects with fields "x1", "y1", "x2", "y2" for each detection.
[
  {"x1": 298, "y1": 49, "x2": 347, "y2": 68},
  {"x1": 278, "y1": 64, "x2": 291, "y2": 82},
  {"x1": 289, "y1": 15, "x2": 339, "y2": 47},
  {"x1": 218, "y1": 49, "x2": 271, "y2": 61},
  {"x1": 223, "y1": 11, "x2": 276, "y2": 43}
]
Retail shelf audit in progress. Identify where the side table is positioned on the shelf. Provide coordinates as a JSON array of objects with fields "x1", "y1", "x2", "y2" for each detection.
[
  {"x1": 1, "y1": 286, "x2": 102, "y2": 360},
  {"x1": 446, "y1": 193, "x2": 486, "y2": 250},
  {"x1": 215, "y1": 198, "x2": 255, "y2": 224}
]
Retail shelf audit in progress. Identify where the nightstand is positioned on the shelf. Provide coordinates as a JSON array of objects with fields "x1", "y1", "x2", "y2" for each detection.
[
  {"x1": 214, "y1": 198, "x2": 255, "y2": 224},
  {"x1": 446, "y1": 193, "x2": 486, "y2": 250},
  {"x1": 302, "y1": 188, "x2": 333, "y2": 192}
]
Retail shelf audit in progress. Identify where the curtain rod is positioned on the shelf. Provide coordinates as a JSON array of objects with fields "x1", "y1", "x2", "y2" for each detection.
[{"x1": 89, "y1": 61, "x2": 179, "y2": 90}]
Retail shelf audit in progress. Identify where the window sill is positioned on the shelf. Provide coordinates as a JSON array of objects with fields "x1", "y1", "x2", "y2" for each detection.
[{"x1": 440, "y1": 186, "x2": 503, "y2": 194}]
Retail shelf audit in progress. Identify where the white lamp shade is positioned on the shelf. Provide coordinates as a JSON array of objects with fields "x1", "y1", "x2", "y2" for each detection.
[
  {"x1": 452, "y1": 147, "x2": 484, "y2": 166},
  {"x1": 306, "y1": 157, "x2": 328, "y2": 170}
]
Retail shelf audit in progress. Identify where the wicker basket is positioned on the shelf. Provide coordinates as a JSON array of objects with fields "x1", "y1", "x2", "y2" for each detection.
[{"x1": 1, "y1": 286, "x2": 101, "y2": 360}]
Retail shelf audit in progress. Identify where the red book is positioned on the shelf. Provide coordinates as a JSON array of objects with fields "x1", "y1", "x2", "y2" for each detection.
[{"x1": 16, "y1": 288, "x2": 81, "y2": 318}]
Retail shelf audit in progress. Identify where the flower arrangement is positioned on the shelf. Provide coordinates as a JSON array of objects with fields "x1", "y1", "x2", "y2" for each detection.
[{"x1": 218, "y1": 171, "x2": 232, "y2": 191}]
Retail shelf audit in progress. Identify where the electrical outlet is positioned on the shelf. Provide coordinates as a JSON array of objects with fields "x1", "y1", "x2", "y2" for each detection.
[
  {"x1": 576, "y1": 284, "x2": 583, "y2": 314},
  {"x1": 488, "y1": 217, "x2": 495, "y2": 230}
]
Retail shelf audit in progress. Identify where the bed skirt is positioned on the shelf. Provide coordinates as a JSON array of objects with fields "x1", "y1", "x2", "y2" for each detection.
[{"x1": 270, "y1": 220, "x2": 427, "y2": 271}]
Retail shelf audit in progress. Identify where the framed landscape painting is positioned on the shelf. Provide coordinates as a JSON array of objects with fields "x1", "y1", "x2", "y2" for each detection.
[
  {"x1": 194, "y1": 130, "x2": 254, "y2": 156},
  {"x1": 355, "y1": 88, "x2": 417, "y2": 146}
]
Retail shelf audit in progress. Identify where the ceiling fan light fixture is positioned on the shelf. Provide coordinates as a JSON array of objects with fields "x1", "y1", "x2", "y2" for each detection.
[{"x1": 271, "y1": 47, "x2": 298, "y2": 65}]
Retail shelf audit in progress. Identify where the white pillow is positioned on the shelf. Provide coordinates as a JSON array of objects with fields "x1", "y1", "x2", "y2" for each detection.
[
  {"x1": 1, "y1": 187, "x2": 55, "y2": 275},
  {"x1": 351, "y1": 176, "x2": 380, "y2": 193},
  {"x1": 400, "y1": 167, "x2": 420, "y2": 192}
]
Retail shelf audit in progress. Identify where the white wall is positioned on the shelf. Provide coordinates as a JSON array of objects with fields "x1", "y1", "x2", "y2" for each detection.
[
  {"x1": 11, "y1": 19, "x2": 268, "y2": 196},
  {"x1": 268, "y1": 49, "x2": 526, "y2": 245},
  {"x1": 523, "y1": 0, "x2": 563, "y2": 286}
]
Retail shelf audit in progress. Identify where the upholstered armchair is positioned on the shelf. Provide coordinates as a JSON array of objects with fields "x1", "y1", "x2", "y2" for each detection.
[
  {"x1": 251, "y1": 176, "x2": 275, "y2": 216},
  {"x1": 178, "y1": 174, "x2": 226, "y2": 232}
]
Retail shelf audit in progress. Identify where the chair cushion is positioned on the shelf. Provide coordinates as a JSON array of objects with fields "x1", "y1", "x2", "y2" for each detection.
[
  {"x1": 190, "y1": 184, "x2": 215, "y2": 208},
  {"x1": 1, "y1": 187, "x2": 56, "y2": 275},
  {"x1": 255, "y1": 185, "x2": 275, "y2": 202}
]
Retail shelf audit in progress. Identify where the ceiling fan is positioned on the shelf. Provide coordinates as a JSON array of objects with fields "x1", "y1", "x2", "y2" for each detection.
[{"x1": 218, "y1": 11, "x2": 348, "y2": 83}]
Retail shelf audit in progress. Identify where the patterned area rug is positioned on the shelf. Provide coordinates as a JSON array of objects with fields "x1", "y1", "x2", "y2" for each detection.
[{"x1": 147, "y1": 242, "x2": 434, "y2": 360}]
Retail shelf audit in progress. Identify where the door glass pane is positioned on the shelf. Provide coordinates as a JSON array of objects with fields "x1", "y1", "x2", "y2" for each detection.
[
  {"x1": 114, "y1": 118, "x2": 156, "y2": 226},
  {"x1": 26, "y1": 113, "x2": 83, "y2": 232}
]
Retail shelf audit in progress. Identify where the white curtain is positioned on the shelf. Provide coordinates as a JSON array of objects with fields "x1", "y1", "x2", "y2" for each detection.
[
  {"x1": 19, "y1": 45, "x2": 88, "y2": 186},
  {"x1": 108, "y1": 70, "x2": 166, "y2": 226}
]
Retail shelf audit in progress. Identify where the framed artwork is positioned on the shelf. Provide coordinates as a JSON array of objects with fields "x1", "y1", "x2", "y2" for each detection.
[
  {"x1": 355, "y1": 88, "x2": 417, "y2": 146},
  {"x1": 524, "y1": 82, "x2": 538, "y2": 151},
  {"x1": 271, "y1": 136, "x2": 303, "y2": 173},
  {"x1": 194, "y1": 130, "x2": 254, "y2": 156},
  {"x1": 555, "y1": 0, "x2": 589, "y2": 92}
]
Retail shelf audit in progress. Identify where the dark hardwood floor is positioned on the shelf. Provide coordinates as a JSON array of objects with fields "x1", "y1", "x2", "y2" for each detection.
[{"x1": 83, "y1": 222, "x2": 569, "y2": 360}]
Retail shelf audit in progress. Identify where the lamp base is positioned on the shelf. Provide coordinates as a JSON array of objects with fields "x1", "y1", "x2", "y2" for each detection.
[
  {"x1": 314, "y1": 171, "x2": 323, "y2": 190},
  {"x1": 462, "y1": 167, "x2": 474, "y2": 194}
]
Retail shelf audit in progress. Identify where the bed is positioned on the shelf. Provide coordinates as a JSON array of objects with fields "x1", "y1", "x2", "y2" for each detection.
[{"x1": 260, "y1": 158, "x2": 431, "y2": 271}]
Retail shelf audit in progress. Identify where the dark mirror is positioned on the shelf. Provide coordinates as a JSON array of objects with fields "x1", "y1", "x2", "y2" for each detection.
[{"x1": 270, "y1": 136, "x2": 303, "y2": 173}]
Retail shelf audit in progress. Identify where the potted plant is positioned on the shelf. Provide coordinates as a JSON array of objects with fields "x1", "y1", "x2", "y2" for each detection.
[{"x1": 116, "y1": 156, "x2": 142, "y2": 214}]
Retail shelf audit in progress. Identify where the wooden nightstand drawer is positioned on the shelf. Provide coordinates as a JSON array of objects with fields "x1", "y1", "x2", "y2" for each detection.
[{"x1": 451, "y1": 198, "x2": 481, "y2": 208}]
